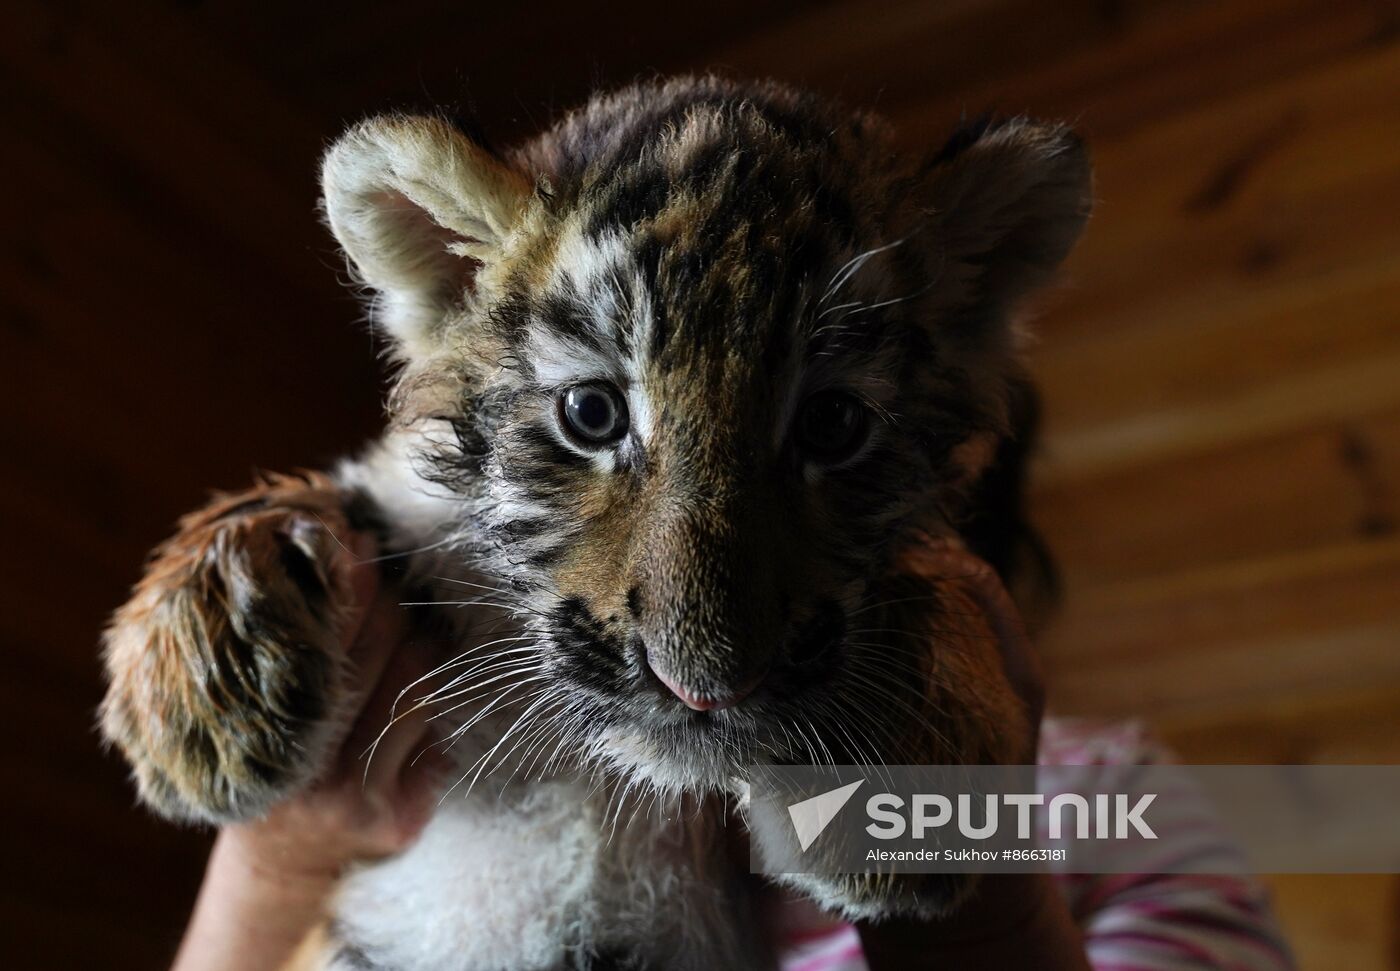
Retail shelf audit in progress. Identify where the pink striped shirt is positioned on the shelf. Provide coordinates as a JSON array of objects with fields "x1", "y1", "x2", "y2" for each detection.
[{"x1": 777, "y1": 719, "x2": 1296, "y2": 970}]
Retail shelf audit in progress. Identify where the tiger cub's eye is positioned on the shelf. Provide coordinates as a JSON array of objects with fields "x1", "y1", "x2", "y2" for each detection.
[
  {"x1": 560, "y1": 383, "x2": 629, "y2": 446},
  {"x1": 796, "y1": 390, "x2": 869, "y2": 464}
]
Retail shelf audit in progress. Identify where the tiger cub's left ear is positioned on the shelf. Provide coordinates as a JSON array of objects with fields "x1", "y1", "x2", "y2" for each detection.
[
  {"x1": 321, "y1": 115, "x2": 534, "y2": 361},
  {"x1": 918, "y1": 117, "x2": 1093, "y2": 339}
]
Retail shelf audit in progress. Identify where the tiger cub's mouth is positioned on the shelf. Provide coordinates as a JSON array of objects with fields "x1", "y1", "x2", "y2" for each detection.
[{"x1": 535, "y1": 594, "x2": 941, "y2": 792}]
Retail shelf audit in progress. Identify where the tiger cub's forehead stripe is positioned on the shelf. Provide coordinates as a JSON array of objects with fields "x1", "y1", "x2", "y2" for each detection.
[
  {"x1": 519, "y1": 226, "x2": 659, "y2": 385},
  {"x1": 486, "y1": 83, "x2": 931, "y2": 515}
]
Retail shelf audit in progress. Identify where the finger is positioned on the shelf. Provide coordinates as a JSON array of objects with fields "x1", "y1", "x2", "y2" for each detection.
[
  {"x1": 363, "y1": 703, "x2": 434, "y2": 797},
  {"x1": 394, "y1": 747, "x2": 456, "y2": 840},
  {"x1": 946, "y1": 553, "x2": 1043, "y2": 720},
  {"x1": 905, "y1": 544, "x2": 1045, "y2": 733},
  {"x1": 288, "y1": 593, "x2": 402, "y2": 774},
  {"x1": 302, "y1": 522, "x2": 380, "y2": 657},
  {"x1": 339, "y1": 628, "x2": 440, "y2": 789},
  {"x1": 310, "y1": 604, "x2": 412, "y2": 789},
  {"x1": 928, "y1": 551, "x2": 1035, "y2": 669},
  {"x1": 337, "y1": 530, "x2": 382, "y2": 648},
  {"x1": 340, "y1": 589, "x2": 409, "y2": 722}
]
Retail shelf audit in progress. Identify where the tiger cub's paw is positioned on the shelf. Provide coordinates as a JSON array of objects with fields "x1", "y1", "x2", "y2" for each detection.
[{"x1": 101, "y1": 472, "x2": 368, "y2": 823}]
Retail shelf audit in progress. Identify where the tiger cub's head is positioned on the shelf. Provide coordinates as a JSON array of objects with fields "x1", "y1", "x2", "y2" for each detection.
[{"x1": 322, "y1": 77, "x2": 1090, "y2": 790}]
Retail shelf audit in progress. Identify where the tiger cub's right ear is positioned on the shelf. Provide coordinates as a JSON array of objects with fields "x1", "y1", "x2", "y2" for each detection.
[{"x1": 321, "y1": 115, "x2": 534, "y2": 361}]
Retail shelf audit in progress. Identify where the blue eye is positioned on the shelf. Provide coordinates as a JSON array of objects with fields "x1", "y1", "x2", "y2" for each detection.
[
  {"x1": 797, "y1": 390, "x2": 869, "y2": 464},
  {"x1": 560, "y1": 383, "x2": 629, "y2": 446}
]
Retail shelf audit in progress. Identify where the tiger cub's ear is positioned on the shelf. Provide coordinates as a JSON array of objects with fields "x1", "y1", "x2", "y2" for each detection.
[
  {"x1": 917, "y1": 117, "x2": 1093, "y2": 346},
  {"x1": 321, "y1": 115, "x2": 534, "y2": 361}
]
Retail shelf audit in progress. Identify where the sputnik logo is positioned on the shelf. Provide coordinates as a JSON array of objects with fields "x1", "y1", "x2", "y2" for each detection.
[{"x1": 787, "y1": 779, "x2": 866, "y2": 851}]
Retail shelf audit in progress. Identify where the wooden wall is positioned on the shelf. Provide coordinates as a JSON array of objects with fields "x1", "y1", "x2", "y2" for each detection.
[{"x1": 3, "y1": 1, "x2": 1396, "y2": 968}]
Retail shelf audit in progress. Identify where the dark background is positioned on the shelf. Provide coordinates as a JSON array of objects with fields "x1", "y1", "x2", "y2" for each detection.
[{"x1": 4, "y1": 1, "x2": 1399, "y2": 967}]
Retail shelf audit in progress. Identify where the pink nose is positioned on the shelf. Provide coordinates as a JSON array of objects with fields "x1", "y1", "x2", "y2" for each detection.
[{"x1": 647, "y1": 659, "x2": 760, "y2": 711}]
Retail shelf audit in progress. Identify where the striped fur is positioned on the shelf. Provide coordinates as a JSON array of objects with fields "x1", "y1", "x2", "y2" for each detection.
[
  {"x1": 382, "y1": 76, "x2": 1090, "y2": 790},
  {"x1": 101, "y1": 76, "x2": 1092, "y2": 968}
]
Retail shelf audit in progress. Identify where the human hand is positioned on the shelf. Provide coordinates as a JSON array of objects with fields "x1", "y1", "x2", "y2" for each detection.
[
  {"x1": 855, "y1": 544, "x2": 1086, "y2": 970},
  {"x1": 219, "y1": 530, "x2": 454, "y2": 883},
  {"x1": 173, "y1": 530, "x2": 453, "y2": 971}
]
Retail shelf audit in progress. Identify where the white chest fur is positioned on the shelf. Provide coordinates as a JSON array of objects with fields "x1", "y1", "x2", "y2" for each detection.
[{"x1": 330, "y1": 777, "x2": 764, "y2": 971}]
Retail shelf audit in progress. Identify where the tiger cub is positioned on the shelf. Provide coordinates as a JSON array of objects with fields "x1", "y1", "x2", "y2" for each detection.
[{"x1": 101, "y1": 76, "x2": 1090, "y2": 969}]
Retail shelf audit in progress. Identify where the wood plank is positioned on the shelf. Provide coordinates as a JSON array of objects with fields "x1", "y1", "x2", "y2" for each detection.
[
  {"x1": 1036, "y1": 39, "x2": 1400, "y2": 346},
  {"x1": 891, "y1": 0, "x2": 1399, "y2": 139},
  {"x1": 2, "y1": 0, "x2": 324, "y2": 279},
  {"x1": 1031, "y1": 407, "x2": 1400, "y2": 586},
  {"x1": 0, "y1": 73, "x2": 382, "y2": 474},
  {"x1": 1030, "y1": 262, "x2": 1400, "y2": 483},
  {"x1": 1017, "y1": 44, "x2": 1400, "y2": 478},
  {"x1": 1043, "y1": 538, "x2": 1400, "y2": 718},
  {"x1": 714, "y1": 0, "x2": 1194, "y2": 119},
  {"x1": 191, "y1": 0, "x2": 818, "y2": 142},
  {"x1": 1051, "y1": 535, "x2": 1400, "y2": 652},
  {"x1": 1157, "y1": 682, "x2": 1400, "y2": 763},
  {"x1": 1259, "y1": 874, "x2": 1395, "y2": 971},
  {"x1": 1039, "y1": 346, "x2": 1400, "y2": 492}
]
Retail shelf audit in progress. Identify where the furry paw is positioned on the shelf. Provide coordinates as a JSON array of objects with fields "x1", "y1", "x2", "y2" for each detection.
[
  {"x1": 768, "y1": 869, "x2": 973, "y2": 923},
  {"x1": 101, "y1": 472, "x2": 365, "y2": 823},
  {"x1": 744, "y1": 787, "x2": 975, "y2": 922}
]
